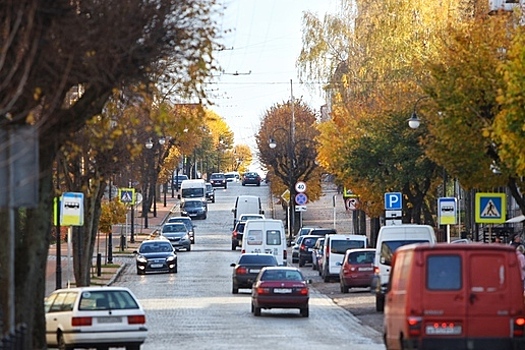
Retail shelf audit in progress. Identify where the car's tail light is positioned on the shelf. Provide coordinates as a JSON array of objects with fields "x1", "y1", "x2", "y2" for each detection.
[
  {"x1": 513, "y1": 317, "x2": 525, "y2": 337},
  {"x1": 298, "y1": 287, "x2": 309, "y2": 296},
  {"x1": 241, "y1": 249, "x2": 246, "y2": 254},
  {"x1": 299, "y1": 244, "x2": 307, "y2": 252},
  {"x1": 257, "y1": 287, "x2": 270, "y2": 294},
  {"x1": 72, "y1": 317, "x2": 92, "y2": 326},
  {"x1": 236, "y1": 266, "x2": 247, "y2": 274},
  {"x1": 407, "y1": 316, "x2": 422, "y2": 337},
  {"x1": 232, "y1": 231, "x2": 238, "y2": 238},
  {"x1": 128, "y1": 315, "x2": 146, "y2": 325}
]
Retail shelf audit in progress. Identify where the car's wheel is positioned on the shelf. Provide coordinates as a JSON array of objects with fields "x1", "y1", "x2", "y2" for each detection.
[
  {"x1": 137, "y1": 269, "x2": 145, "y2": 276},
  {"x1": 126, "y1": 344, "x2": 141, "y2": 350},
  {"x1": 173, "y1": 264, "x2": 178, "y2": 273},
  {"x1": 232, "y1": 283, "x2": 239, "y2": 294},
  {"x1": 298, "y1": 258, "x2": 305, "y2": 267},
  {"x1": 340, "y1": 281, "x2": 349, "y2": 293},
  {"x1": 251, "y1": 303, "x2": 254, "y2": 313},
  {"x1": 191, "y1": 238, "x2": 195, "y2": 244},
  {"x1": 242, "y1": 183, "x2": 246, "y2": 186},
  {"x1": 97, "y1": 347, "x2": 109, "y2": 350},
  {"x1": 212, "y1": 198, "x2": 215, "y2": 203},
  {"x1": 254, "y1": 306, "x2": 261, "y2": 316},
  {"x1": 58, "y1": 332, "x2": 73, "y2": 350},
  {"x1": 187, "y1": 244, "x2": 191, "y2": 252},
  {"x1": 376, "y1": 294, "x2": 385, "y2": 312},
  {"x1": 231, "y1": 242, "x2": 237, "y2": 250},
  {"x1": 224, "y1": 184, "x2": 227, "y2": 189},
  {"x1": 323, "y1": 267, "x2": 330, "y2": 282},
  {"x1": 300, "y1": 306, "x2": 309, "y2": 317}
]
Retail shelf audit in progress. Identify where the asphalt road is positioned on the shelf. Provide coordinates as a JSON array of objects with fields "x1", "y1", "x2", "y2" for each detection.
[{"x1": 112, "y1": 180, "x2": 386, "y2": 349}]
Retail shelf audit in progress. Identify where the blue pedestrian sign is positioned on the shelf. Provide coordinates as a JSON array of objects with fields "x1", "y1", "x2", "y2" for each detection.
[
  {"x1": 384, "y1": 192, "x2": 402, "y2": 210},
  {"x1": 475, "y1": 193, "x2": 506, "y2": 224}
]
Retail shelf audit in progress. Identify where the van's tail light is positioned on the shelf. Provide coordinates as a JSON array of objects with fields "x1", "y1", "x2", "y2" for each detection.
[
  {"x1": 128, "y1": 315, "x2": 146, "y2": 325},
  {"x1": 236, "y1": 266, "x2": 247, "y2": 275},
  {"x1": 513, "y1": 317, "x2": 525, "y2": 337},
  {"x1": 407, "y1": 316, "x2": 422, "y2": 337},
  {"x1": 72, "y1": 317, "x2": 92, "y2": 326}
]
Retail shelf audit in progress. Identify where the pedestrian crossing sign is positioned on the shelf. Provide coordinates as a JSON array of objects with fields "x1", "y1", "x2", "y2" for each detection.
[
  {"x1": 119, "y1": 188, "x2": 135, "y2": 205},
  {"x1": 475, "y1": 192, "x2": 506, "y2": 224}
]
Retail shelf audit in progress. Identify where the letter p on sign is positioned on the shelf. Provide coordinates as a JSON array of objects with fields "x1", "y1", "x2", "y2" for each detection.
[{"x1": 384, "y1": 192, "x2": 402, "y2": 210}]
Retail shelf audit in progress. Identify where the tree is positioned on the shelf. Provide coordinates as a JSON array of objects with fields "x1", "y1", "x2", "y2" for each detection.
[
  {"x1": 0, "y1": 0, "x2": 220, "y2": 346},
  {"x1": 256, "y1": 100, "x2": 322, "y2": 236}
]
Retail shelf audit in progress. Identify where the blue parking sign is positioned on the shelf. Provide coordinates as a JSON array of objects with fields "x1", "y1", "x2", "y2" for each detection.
[{"x1": 384, "y1": 192, "x2": 402, "y2": 210}]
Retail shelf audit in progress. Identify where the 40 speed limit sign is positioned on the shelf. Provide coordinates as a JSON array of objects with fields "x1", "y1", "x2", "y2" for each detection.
[{"x1": 295, "y1": 181, "x2": 306, "y2": 193}]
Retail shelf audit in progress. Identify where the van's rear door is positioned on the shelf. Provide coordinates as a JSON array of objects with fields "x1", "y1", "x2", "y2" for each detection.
[
  {"x1": 422, "y1": 253, "x2": 467, "y2": 337},
  {"x1": 466, "y1": 251, "x2": 514, "y2": 337}
]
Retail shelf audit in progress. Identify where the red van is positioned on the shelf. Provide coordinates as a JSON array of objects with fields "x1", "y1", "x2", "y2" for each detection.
[{"x1": 384, "y1": 243, "x2": 525, "y2": 350}]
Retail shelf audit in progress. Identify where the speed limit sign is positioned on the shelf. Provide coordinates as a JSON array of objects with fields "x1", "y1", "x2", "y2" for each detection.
[{"x1": 295, "y1": 181, "x2": 306, "y2": 193}]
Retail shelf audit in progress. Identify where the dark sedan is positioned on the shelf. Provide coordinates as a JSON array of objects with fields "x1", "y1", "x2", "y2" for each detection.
[
  {"x1": 230, "y1": 253, "x2": 279, "y2": 294},
  {"x1": 134, "y1": 239, "x2": 177, "y2": 275},
  {"x1": 231, "y1": 221, "x2": 246, "y2": 250},
  {"x1": 242, "y1": 172, "x2": 261, "y2": 186},
  {"x1": 251, "y1": 266, "x2": 310, "y2": 317},
  {"x1": 161, "y1": 222, "x2": 191, "y2": 251},
  {"x1": 209, "y1": 173, "x2": 227, "y2": 188},
  {"x1": 180, "y1": 198, "x2": 207, "y2": 220}
]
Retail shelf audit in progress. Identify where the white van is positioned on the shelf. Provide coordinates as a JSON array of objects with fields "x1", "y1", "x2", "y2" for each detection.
[
  {"x1": 371, "y1": 224, "x2": 437, "y2": 312},
  {"x1": 232, "y1": 195, "x2": 264, "y2": 226},
  {"x1": 320, "y1": 234, "x2": 368, "y2": 282},
  {"x1": 241, "y1": 219, "x2": 287, "y2": 265},
  {"x1": 178, "y1": 179, "x2": 206, "y2": 200}
]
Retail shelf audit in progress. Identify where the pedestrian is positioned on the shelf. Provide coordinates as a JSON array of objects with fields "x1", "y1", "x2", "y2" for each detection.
[
  {"x1": 510, "y1": 234, "x2": 522, "y2": 248},
  {"x1": 516, "y1": 245, "x2": 525, "y2": 290},
  {"x1": 494, "y1": 236, "x2": 503, "y2": 244}
]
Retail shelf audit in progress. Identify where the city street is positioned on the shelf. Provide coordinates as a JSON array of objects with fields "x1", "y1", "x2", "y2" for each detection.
[{"x1": 111, "y1": 180, "x2": 385, "y2": 349}]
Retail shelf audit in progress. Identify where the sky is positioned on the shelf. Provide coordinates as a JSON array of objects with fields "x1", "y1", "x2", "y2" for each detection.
[{"x1": 209, "y1": 0, "x2": 339, "y2": 154}]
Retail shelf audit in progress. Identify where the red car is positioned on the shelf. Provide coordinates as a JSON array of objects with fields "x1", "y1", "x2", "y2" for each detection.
[
  {"x1": 339, "y1": 248, "x2": 375, "y2": 293},
  {"x1": 251, "y1": 266, "x2": 310, "y2": 317}
]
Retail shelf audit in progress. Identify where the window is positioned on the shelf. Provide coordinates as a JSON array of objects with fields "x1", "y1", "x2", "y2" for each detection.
[
  {"x1": 247, "y1": 230, "x2": 263, "y2": 245},
  {"x1": 266, "y1": 230, "x2": 281, "y2": 245},
  {"x1": 49, "y1": 292, "x2": 68, "y2": 312},
  {"x1": 331, "y1": 240, "x2": 365, "y2": 254},
  {"x1": 79, "y1": 290, "x2": 140, "y2": 311},
  {"x1": 427, "y1": 255, "x2": 461, "y2": 290}
]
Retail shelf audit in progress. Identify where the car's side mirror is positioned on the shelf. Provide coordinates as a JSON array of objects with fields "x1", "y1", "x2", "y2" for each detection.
[{"x1": 230, "y1": 263, "x2": 236, "y2": 267}]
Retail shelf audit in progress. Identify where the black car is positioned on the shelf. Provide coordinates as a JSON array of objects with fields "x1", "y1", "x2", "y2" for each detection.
[
  {"x1": 231, "y1": 221, "x2": 247, "y2": 250},
  {"x1": 205, "y1": 182, "x2": 215, "y2": 203},
  {"x1": 167, "y1": 216, "x2": 196, "y2": 244},
  {"x1": 134, "y1": 239, "x2": 177, "y2": 275},
  {"x1": 230, "y1": 253, "x2": 279, "y2": 294},
  {"x1": 161, "y1": 222, "x2": 191, "y2": 251},
  {"x1": 209, "y1": 173, "x2": 227, "y2": 188},
  {"x1": 180, "y1": 198, "x2": 207, "y2": 220},
  {"x1": 242, "y1": 172, "x2": 261, "y2": 186},
  {"x1": 298, "y1": 235, "x2": 324, "y2": 267}
]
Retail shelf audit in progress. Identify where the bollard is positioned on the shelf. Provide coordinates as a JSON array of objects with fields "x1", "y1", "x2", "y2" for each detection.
[
  {"x1": 120, "y1": 234, "x2": 125, "y2": 252},
  {"x1": 97, "y1": 253, "x2": 102, "y2": 276}
]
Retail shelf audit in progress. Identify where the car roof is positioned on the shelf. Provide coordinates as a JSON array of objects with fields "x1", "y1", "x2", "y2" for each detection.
[{"x1": 261, "y1": 266, "x2": 301, "y2": 272}]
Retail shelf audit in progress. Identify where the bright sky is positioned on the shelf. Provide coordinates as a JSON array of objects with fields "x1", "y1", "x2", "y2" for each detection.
[{"x1": 210, "y1": 0, "x2": 338, "y2": 154}]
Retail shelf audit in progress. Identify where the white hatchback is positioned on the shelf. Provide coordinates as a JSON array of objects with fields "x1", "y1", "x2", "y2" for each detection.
[{"x1": 45, "y1": 286, "x2": 147, "y2": 350}]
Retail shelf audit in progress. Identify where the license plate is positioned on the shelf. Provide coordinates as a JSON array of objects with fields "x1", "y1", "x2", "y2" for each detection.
[
  {"x1": 97, "y1": 316, "x2": 122, "y2": 324},
  {"x1": 358, "y1": 267, "x2": 373, "y2": 271},
  {"x1": 150, "y1": 263, "x2": 163, "y2": 268},
  {"x1": 249, "y1": 269, "x2": 260, "y2": 273},
  {"x1": 274, "y1": 288, "x2": 292, "y2": 293},
  {"x1": 425, "y1": 325, "x2": 462, "y2": 335},
  {"x1": 189, "y1": 213, "x2": 197, "y2": 216},
  {"x1": 308, "y1": 248, "x2": 312, "y2": 252}
]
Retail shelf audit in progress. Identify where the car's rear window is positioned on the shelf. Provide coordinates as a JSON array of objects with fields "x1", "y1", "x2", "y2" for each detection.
[
  {"x1": 302, "y1": 237, "x2": 320, "y2": 247},
  {"x1": 239, "y1": 255, "x2": 277, "y2": 265},
  {"x1": 348, "y1": 251, "x2": 375, "y2": 264},
  {"x1": 331, "y1": 240, "x2": 366, "y2": 254},
  {"x1": 427, "y1": 255, "x2": 461, "y2": 290},
  {"x1": 261, "y1": 270, "x2": 303, "y2": 281},
  {"x1": 79, "y1": 290, "x2": 140, "y2": 310},
  {"x1": 311, "y1": 229, "x2": 337, "y2": 236}
]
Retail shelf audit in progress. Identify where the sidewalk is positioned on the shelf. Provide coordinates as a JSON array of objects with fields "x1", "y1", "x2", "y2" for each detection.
[{"x1": 45, "y1": 193, "x2": 179, "y2": 295}]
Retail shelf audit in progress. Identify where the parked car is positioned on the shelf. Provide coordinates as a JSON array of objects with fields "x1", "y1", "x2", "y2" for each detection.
[
  {"x1": 291, "y1": 236, "x2": 306, "y2": 263},
  {"x1": 166, "y1": 216, "x2": 196, "y2": 244},
  {"x1": 338, "y1": 248, "x2": 375, "y2": 293},
  {"x1": 242, "y1": 172, "x2": 261, "y2": 186},
  {"x1": 298, "y1": 235, "x2": 324, "y2": 267},
  {"x1": 230, "y1": 253, "x2": 279, "y2": 294},
  {"x1": 161, "y1": 222, "x2": 191, "y2": 251},
  {"x1": 172, "y1": 174, "x2": 189, "y2": 190},
  {"x1": 251, "y1": 266, "x2": 310, "y2": 317},
  {"x1": 209, "y1": 172, "x2": 227, "y2": 188},
  {"x1": 311, "y1": 237, "x2": 325, "y2": 271},
  {"x1": 238, "y1": 213, "x2": 265, "y2": 221},
  {"x1": 321, "y1": 234, "x2": 367, "y2": 282},
  {"x1": 45, "y1": 286, "x2": 148, "y2": 350},
  {"x1": 180, "y1": 198, "x2": 208, "y2": 220},
  {"x1": 205, "y1": 182, "x2": 215, "y2": 203},
  {"x1": 133, "y1": 238, "x2": 178, "y2": 274}
]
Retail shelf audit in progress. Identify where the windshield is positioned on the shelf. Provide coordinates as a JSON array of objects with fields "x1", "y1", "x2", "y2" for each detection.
[
  {"x1": 162, "y1": 224, "x2": 187, "y2": 233},
  {"x1": 139, "y1": 242, "x2": 173, "y2": 253}
]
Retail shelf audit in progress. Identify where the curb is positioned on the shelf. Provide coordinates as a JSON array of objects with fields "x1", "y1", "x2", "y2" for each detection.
[{"x1": 106, "y1": 262, "x2": 127, "y2": 286}]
